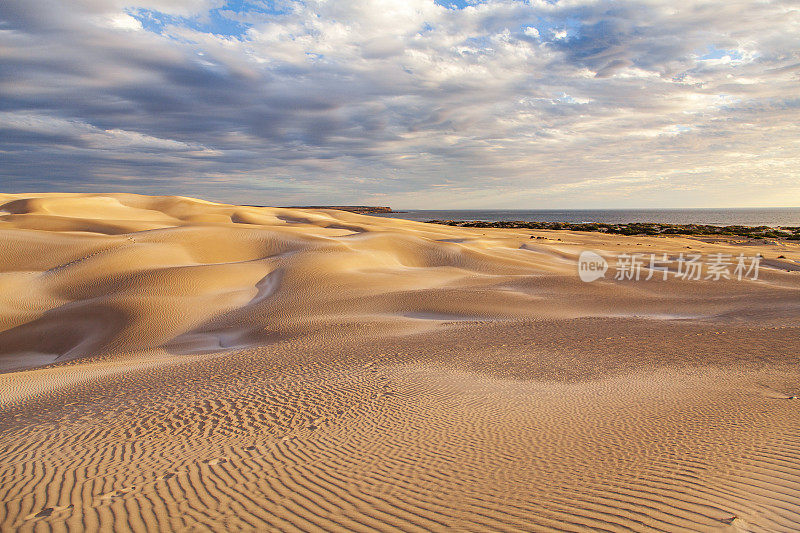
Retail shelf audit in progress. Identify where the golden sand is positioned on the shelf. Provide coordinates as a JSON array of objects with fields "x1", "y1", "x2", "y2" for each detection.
[{"x1": 1, "y1": 193, "x2": 799, "y2": 531}]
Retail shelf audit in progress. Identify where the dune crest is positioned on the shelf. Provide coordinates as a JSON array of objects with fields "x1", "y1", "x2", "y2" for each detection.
[
  {"x1": 3, "y1": 192, "x2": 798, "y2": 373},
  {"x1": 0, "y1": 193, "x2": 535, "y2": 369}
]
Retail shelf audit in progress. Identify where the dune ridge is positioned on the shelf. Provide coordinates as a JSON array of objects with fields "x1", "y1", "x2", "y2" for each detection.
[
  {"x1": 2, "y1": 192, "x2": 797, "y2": 373},
  {"x1": 1, "y1": 193, "x2": 800, "y2": 532},
  {"x1": 0, "y1": 193, "x2": 545, "y2": 370}
]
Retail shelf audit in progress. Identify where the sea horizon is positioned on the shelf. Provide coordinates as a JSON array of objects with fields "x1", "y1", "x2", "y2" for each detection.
[{"x1": 375, "y1": 207, "x2": 800, "y2": 227}]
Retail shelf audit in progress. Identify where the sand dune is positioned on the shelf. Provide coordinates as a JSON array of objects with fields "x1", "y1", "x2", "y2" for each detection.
[{"x1": 1, "y1": 193, "x2": 800, "y2": 531}]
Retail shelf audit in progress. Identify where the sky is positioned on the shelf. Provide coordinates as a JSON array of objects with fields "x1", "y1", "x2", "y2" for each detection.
[{"x1": 1, "y1": 0, "x2": 799, "y2": 209}]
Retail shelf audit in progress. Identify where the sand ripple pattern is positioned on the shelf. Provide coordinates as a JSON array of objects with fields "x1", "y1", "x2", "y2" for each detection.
[{"x1": 2, "y1": 337, "x2": 800, "y2": 532}]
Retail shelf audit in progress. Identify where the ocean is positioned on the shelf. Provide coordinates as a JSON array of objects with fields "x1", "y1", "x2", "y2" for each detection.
[{"x1": 371, "y1": 208, "x2": 800, "y2": 227}]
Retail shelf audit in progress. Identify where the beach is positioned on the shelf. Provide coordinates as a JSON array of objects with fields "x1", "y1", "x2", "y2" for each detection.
[{"x1": 2, "y1": 193, "x2": 800, "y2": 532}]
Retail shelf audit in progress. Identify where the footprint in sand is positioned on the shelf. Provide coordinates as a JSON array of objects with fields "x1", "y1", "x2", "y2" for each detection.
[
  {"x1": 378, "y1": 384, "x2": 396, "y2": 398},
  {"x1": 307, "y1": 416, "x2": 326, "y2": 430},
  {"x1": 26, "y1": 504, "x2": 74, "y2": 520},
  {"x1": 27, "y1": 508, "x2": 54, "y2": 520},
  {"x1": 100, "y1": 487, "x2": 135, "y2": 500}
]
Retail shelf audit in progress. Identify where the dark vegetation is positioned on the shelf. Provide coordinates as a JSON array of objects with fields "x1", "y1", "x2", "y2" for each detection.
[{"x1": 426, "y1": 220, "x2": 800, "y2": 240}]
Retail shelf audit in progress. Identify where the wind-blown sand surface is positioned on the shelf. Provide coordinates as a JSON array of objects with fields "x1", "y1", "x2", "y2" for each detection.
[{"x1": 1, "y1": 193, "x2": 799, "y2": 532}]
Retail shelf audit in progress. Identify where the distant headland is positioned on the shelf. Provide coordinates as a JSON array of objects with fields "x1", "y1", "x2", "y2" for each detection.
[{"x1": 277, "y1": 205, "x2": 393, "y2": 214}]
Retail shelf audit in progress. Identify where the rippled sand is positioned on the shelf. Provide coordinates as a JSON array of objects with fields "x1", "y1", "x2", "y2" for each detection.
[{"x1": 1, "y1": 193, "x2": 799, "y2": 531}]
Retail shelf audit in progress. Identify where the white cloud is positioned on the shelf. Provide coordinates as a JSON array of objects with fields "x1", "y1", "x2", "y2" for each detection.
[
  {"x1": 1, "y1": 0, "x2": 799, "y2": 207},
  {"x1": 0, "y1": 112, "x2": 207, "y2": 151},
  {"x1": 104, "y1": 13, "x2": 143, "y2": 31}
]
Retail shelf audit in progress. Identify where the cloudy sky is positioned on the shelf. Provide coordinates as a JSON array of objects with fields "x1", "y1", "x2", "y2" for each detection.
[{"x1": 1, "y1": 0, "x2": 799, "y2": 208}]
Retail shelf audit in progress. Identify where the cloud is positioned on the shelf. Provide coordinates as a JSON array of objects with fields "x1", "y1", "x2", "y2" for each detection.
[{"x1": 1, "y1": 0, "x2": 799, "y2": 207}]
